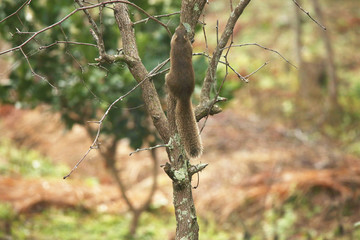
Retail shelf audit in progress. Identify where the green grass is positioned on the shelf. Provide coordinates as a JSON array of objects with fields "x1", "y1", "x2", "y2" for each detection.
[
  {"x1": 0, "y1": 139, "x2": 70, "y2": 178},
  {"x1": 0, "y1": 206, "x2": 240, "y2": 240}
]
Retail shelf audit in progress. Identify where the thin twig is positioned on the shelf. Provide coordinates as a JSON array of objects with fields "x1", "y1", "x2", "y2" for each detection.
[
  {"x1": 193, "y1": 52, "x2": 247, "y2": 82},
  {"x1": 202, "y1": 14, "x2": 213, "y2": 82},
  {"x1": 229, "y1": 0, "x2": 234, "y2": 43},
  {"x1": 67, "y1": 50, "x2": 102, "y2": 101},
  {"x1": 75, "y1": 0, "x2": 107, "y2": 57},
  {"x1": 129, "y1": 143, "x2": 170, "y2": 156},
  {"x1": 19, "y1": 47, "x2": 57, "y2": 89},
  {"x1": 222, "y1": 43, "x2": 297, "y2": 69},
  {"x1": 88, "y1": 62, "x2": 110, "y2": 77},
  {"x1": 99, "y1": 1, "x2": 104, "y2": 40},
  {"x1": 200, "y1": 40, "x2": 233, "y2": 134},
  {"x1": 244, "y1": 61, "x2": 269, "y2": 79},
  {"x1": 216, "y1": 20, "x2": 219, "y2": 46},
  {"x1": 14, "y1": 31, "x2": 37, "y2": 34},
  {"x1": 38, "y1": 41, "x2": 97, "y2": 50},
  {"x1": 82, "y1": 0, "x2": 116, "y2": 10},
  {"x1": 226, "y1": 64, "x2": 247, "y2": 82},
  {"x1": 133, "y1": 11, "x2": 180, "y2": 25},
  {"x1": 117, "y1": 0, "x2": 172, "y2": 36},
  {"x1": 58, "y1": 25, "x2": 101, "y2": 100},
  {"x1": 195, "y1": 51, "x2": 267, "y2": 82},
  {"x1": 0, "y1": 0, "x2": 32, "y2": 24},
  {"x1": 200, "y1": 0, "x2": 252, "y2": 103},
  {"x1": 292, "y1": 0, "x2": 326, "y2": 30}
]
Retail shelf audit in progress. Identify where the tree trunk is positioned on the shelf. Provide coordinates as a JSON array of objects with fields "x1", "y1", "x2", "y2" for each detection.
[
  {"x1": 173, "y1": 173, "x2": 199, "y2": 239},
  {"x1": 164, "y1": 94, "x2": 200, "y2": 239},
  {"x1": 312, "y1": 0, "x2": 340, "y2": 112},
  {"x1": 294, "y1": 0, "x2": 305, "y2": 98}
]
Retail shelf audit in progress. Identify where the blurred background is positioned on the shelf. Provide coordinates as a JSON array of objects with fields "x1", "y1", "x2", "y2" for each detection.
[{"x1": 0, "y1": 0, "x2": 360, "y2": 239}]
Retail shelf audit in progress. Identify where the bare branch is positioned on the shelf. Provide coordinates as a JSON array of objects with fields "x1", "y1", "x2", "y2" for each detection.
[
  {"x1": 133, "y1": 11, "x2": 181, "y2": 25},
  {"x1": 75, "y1": 0, "x2": 101, "y2": 36},
  {"x1": 129, "y1": 143, "x2": 170, "y2": 156},
  {"x1": 63, "y1": 78, "x2": 147, "y2": 179},
  {"x1": 0, "y1": 0, "x2": 32, "y2": 24},
  {"x1": 114, "y1": 2, "x2": 170, "y2": 143},
  {"x1": 74, "y1": 0, "x2": 108, "y2": 59},
  {"x1": 14, "y1": 31, "x2": 36, "y2": 34},
  {"x1": 244, "y1": 61, "x2": 269, "y2": 79},
  {"x1": 19, "y1": 47, "x2": 57, "y2": 89},
  {"x1": 193, "y1": 52, "x2": 248, "y2": 82},
  {"x1": 292, "y1": 0, "x2": 326, "y2": 30},
  {"x1": 222, "y1": 43, "x2": 297, "y2": 69},
  {"x1": 200, "y1": 40, "x2": 233, "y2": 133},
  {"x1": 81, "y1": 0, "x2": 115, "y2": 11},
  {"x1": 200, "y1": 0, "x2": 252, "y2": 103},
  {"x1": 38, "y1": 41, "x2": 97, "y2": 50},
  {"x1": 194, "y1": 96, "x2": 226, "y2": 122}
]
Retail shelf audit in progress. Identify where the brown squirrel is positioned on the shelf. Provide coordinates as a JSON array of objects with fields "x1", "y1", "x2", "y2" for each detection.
[{"x1": 165, "y1": 24, "x2": 203, "y2": 158}]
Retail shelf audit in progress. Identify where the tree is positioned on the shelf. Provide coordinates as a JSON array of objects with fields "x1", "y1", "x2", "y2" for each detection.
[
  {"x1": 0, "y1": 0, "x2": 319, "y2": 239},
  {"x1": 0, "y1": 0, "x2": 171, "y2": 236}
]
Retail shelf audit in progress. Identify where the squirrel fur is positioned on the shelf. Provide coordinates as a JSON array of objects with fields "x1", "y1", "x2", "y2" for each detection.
[{"x1": 165, "y1": 24, "x2": 203, "y2": 158}]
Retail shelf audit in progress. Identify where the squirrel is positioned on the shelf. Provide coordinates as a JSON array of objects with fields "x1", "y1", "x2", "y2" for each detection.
[{"x1": 165, "y1": 24, "x2": 203, "y2": 158}]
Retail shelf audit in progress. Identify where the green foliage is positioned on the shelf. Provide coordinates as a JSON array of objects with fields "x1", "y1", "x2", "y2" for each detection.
[
  {"x1": 263, "y1": 204, "x2": 297, "y2": 240},
  {"x1": 2, "y1": 207, "x2": 236, "y2": 240},
  {"x1": 0, "y1": 203, "x2": 14, "y2": 221},
  {"x1": 0, "y1": 203, "x2": 16, "y2": 239}
]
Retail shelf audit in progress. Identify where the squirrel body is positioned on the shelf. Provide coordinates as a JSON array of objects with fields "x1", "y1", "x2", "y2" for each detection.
[{"x1": 165, "y1": 24, "x2": 202, "y2": 158}]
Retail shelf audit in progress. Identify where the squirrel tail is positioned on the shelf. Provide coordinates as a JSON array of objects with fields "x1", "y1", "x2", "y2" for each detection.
[{"x1": 176, "y1": 99, "x2": 203, "y2": 158}]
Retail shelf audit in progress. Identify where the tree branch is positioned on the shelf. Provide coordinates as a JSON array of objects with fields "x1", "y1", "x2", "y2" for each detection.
[
  {"x1": 0, "y1": 0, "x2": 32, "y2": 24},
  {"x1": 222, "y1": 43, "x2": 297, "y2": 69},
  {"x1": 200, "y1": 0, "x2": 252, "y2": 103},
  {"x1": 292, "y1": 0, "x2": 326, "y2": 30},
  {"x1": 75, "y1": 0, "x2": 107, "y2": 58},
  {"x1": 188, "y1": 163, "x2": 208, "y2": 177},
  {"x1": 133, "y1": 11, "x2": 181, "y2": 25},
  {"x1": 38, "y1": 41, "x2": 97, "y2": 50},
  {"x1": 113, "y1": 2, "x2": 170, "y2": 144}
]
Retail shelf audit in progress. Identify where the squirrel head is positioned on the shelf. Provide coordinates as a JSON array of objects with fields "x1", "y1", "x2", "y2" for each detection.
[{"x1": 173, "y1": 24, "x2": 190, "y2": 43}]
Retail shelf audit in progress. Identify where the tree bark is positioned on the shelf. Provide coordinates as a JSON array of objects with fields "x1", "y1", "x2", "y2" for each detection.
[{"x1": 113, "y1": 3, "x2": 170, "y2": 144}]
